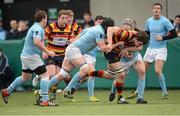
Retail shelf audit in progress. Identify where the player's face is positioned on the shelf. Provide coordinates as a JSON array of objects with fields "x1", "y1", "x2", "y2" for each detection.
[
  {"x1": 175, "y1": 17, "x2": 180, "y2": 25},
  {"x1": 152, "y1": 5, "x2": 161, "y2": 18},
  {"x1": 122, "y1": 24, "x2": 132, "y2": 30},
  {"x1": 95, "y1": 19, "x2": 103, "y2": 26},
  {"x1": 58, "y1": 14, "x2": 68, "y2": 27},
  {"x1": 42, "y1": 15, "x2": 48, "y2": 28},
  {"x1": 67, "y1": 14, "x2": 74, "y2": 25}
]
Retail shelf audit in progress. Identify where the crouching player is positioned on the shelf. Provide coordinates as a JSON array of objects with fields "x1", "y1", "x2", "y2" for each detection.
[
  {"x1": 109, "y1": 18, "x2": 148, "y2": 104},
  {"x1": 89, "y1": 23, "x2": 149, "y2": 104}
]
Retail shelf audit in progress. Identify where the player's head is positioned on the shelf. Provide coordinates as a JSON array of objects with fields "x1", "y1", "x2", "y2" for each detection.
[
  {"x1": 94, "y1": 15, "x2": 104, "y2": 26},
  {"x1": 152, "y1": 3, "x2": 162, "y2": 18},
  {"x1": 122, "y1": 18, "x2": 136, "y2": 30},
  {"x1": 100, "y1": 17, "x2": 115, "y2": 33},
  {"x1": 66, "y1": 9, "x2": 74, "y2": 25},
  {"x1": 135, "y1": 30, "x2": 149, "y2": 45},
  {"x1": 58, "y1": 9, "x2": 68, "y2": 27},
  {"x1": 34, "y1": 10, "x2": 47, "y2": 27}
]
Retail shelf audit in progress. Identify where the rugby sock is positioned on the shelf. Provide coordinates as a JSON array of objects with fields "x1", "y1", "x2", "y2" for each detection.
[
  {"x1": 87, "y1": 77, "x2": 95, "y2": 96},
  {"x1": 88, "y1": 70, "x2": 105, "y2": 78},
  {"x1": 158, "y1": 73, "x2": 168, "y2": 94},
  {"x1": 48, "y1": 76, "x2": 59, "y2": 89},
  {"x1": 137, "y1": 78, "x2": 145, "y2": 99},
  {"x1": 64, "y1": 72, "x2": 82, "y2": 91},
  {"x1": 51, "y1": 85, "x2": 58, "y2": 93},
  {"x1": 111, "y1": 81, "x2": 116, "y2": 94},
  {"x1": 64, "y1": 77, "x2": 71, "y2": 86},
  {"x1": 40, "y1": 78, "x2": 49, "y2": 101},
  {"x1": 72, "y1": 81, "x2": 80, "y2": 90},
  {"x1": 89, "y1": 70, "x2": 114, "y2": 79},
  {"x1": 115, "y1": 81, "x2": 123, "y2": 97},
  {"x1": 7, "y1": 76, "x2": 23, "y2": 94}
]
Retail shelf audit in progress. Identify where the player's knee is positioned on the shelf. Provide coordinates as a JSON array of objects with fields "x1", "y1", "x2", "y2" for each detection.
[
  {"x1": 59, "y1": 68, "x2": 70, "y2": 78},
  {"x1": 79, "y1": 63, "x2": 89, "y2": 77},
  {"x1": 115, "y1": 68, "x2": 125, "y2": 80},
  {"x1": 137, "y1": 69, "x2": 146, "y2": 78},
  {"x1": 155, "y1": 68, "x2": 162, "y2": 77}
]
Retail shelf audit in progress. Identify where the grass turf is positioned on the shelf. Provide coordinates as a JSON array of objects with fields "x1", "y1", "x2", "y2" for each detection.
[{"x1": 0, "y1": 89, "x2": 180, "y2": 115}]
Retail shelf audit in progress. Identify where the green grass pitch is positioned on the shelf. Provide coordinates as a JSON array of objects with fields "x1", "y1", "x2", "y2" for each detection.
[{"x1": 0, "y1": 89, "x2": 180, "y2": 115}]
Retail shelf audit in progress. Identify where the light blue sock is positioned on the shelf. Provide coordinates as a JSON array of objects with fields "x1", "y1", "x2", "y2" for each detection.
[
  {"x1": 111, "y1": 81, "x2": 116, "y2": 94},
  {"x1": 7, "y1": 76, "x2": 23, "y2": 94},
  {"x1": 87, "y1": 77, "x2": 95, "y2": 97},
  {"x1": 137, "y1": 78, "x2": 145, "y2": 99},
  {"x1": 158, "y1": 73, "x2": 167, "y2": 94},
  {"x1": 72, "y1": 81, "x2": 81, "y2": 90},
  {"x1": 64, "y1": 72, "x2": 82, "y2": 91},
  {"x1": 40, "y1": 79, "x2": 49, "y2": 101},
  {"x1": 48, "y1": 76, "x2": 59, "y2": 89}
]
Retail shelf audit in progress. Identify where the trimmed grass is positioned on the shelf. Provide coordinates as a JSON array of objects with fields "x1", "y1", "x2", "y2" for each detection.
[{"x1": 0, "y1": 90, "x2": 180, "y2": 115}]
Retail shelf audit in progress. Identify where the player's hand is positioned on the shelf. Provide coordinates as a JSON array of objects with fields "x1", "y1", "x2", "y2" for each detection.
[
  {"x1": 67, "y1": 39, "x2": 74, "y2": 44},
  {"x1": 42, "y1": 52, "x2": 48, "y2": 59},
  {"x1": 155, "y1": 35, "x2": 163, "y2": 41},
  {"x1": 119, "y1": 49, "x2": 133, "y2": 58},
  {"x1": 47, "y1": 51, "x2": 55, "y2": 57},
  {"x1": 106, "y1": 44, "x2": 113, "y2": 53}
]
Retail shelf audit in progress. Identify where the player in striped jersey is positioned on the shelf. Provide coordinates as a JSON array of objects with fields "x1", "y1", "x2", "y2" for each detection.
[
  {"x1": 88, "y1": 25, "x2": 148, "y2": 104},
  {"x1": 108, "y1": 18, "x2": 147, "y2": 104},
  {"x1": 32, "y1": 9, "x2": 74, "y2": 104},
  {"x1": 66, "y1": 9, "x2": 82, "y2": 39}
]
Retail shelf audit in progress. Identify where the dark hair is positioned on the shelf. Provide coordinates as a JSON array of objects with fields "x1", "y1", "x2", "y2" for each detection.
[
  {"x1": 95, "y1": 15, "x2": 104, "y2": 21},
  {"x1": 100, "y1": 17, "x2": 115, "y2": 33},
  {"x1": 175, "y1": 15, "x2": 180, "y2": 19},
  {"x1": 153, "y1": 3, "x2": 162, "y2": 10},
  {"x1": 136, "y1": 30, "x2": 149, "y2": 45},
  {"x1": 0, "y1": 48, "x2": 2, "y2": 52},
  {"x1": 83, "y1": 11, "x2": 91, "y2": 16},
  {"x1": 58, "y1": 9, "x2": 68, "y2": 17},
  {"x1": 34, "y1": 10, "x2": 47, "y2": 22}
]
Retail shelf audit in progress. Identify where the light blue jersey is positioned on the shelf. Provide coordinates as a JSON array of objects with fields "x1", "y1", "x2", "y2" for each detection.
[
  {"x1": 145, "y1": 16, "x2": 174, "y2": 48},
  {"x1": 21, "y1": 22, "x2": 44, "y2": 56},
  {"x1": 72, "y1": 25, "x2": 105, "y2": 54},
  {"x1": 86, "y1": 47, "x2": 99, "y2": 58}
]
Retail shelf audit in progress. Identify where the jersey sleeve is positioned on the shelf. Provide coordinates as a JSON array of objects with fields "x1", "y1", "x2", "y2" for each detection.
[
  {"x1": 145, "y1": 20, "x2": 149, "y2": 32},
  {"x1": 165, "y1": 19, "x2": 174, "y2": 31},
  {"x1": 95, "y1": 31, "x2": 104, "y2": 42},
  {"x1": 32, "y1": 28, "x2": 43, "y2": 40}
]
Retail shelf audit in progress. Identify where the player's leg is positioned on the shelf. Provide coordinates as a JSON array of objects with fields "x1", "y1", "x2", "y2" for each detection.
[
  {"x1": 155, "y1": 60, "x2": 168, "y2": 99},
  {"x1": 63, "y1": 59, "x2": 89, "y2": 99},
  {"x1": 1, "y1": 72, "x2": 32, "y2": 104},
  {"x1": 108, "y1": 62, "x2": 128, "y2": 104},
  {"x1": 109, "y1": 80, "x2": 116, "y2": 102},
  {"x1": 133, "y1": 60, "x2": 147, "y2": 104},
  {"x1": 2, "y1": 56, "x2": 36, "y2": 104},
  {"x1": 87, "y1": 63, "x2": 99, "y2": 102},
  {"x1": 154, "y1": 48, "x2": 168, "y2": 99}
]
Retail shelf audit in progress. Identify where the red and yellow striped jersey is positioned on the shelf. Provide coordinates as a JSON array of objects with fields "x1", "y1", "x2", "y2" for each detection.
[
  {"x1": 71, "y1": 22, "x2": 82, "y2": 37},
  {"x1": 45, "y1": 22, "x2": 73, "y2": 56},
  {"x1": 112, "y1": 29, "x2": 136, "y2": 53}
]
